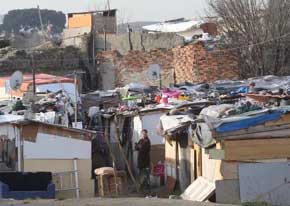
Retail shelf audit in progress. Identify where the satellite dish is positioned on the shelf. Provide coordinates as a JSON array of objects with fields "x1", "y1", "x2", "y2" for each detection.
[
  {"x1": 147, "y1": 64, "x2": 161, "y2": 81},
  {"x1": 10, "y1": 71, "x2": 23, "y2": 91}
]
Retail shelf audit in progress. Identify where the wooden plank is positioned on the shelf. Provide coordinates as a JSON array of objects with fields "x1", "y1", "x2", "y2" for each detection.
[
  {"x1": 190, "y1": 147, "x2": 196, "y2": 182},
  {"x1": 202, "y1": 148, "x2": 220, "y2": 182},
  {"x1": 224, "y1": 138, "x2": 290, "y2": 161},
  {"x1": 214, "y1": 124, "x2": 290, "y2": 139},
  {"x1": 265, "y1": 113, "x2": 290, "y2": 127},
  {"x1": 165, "y1": 139, "x2": 176, "y2": 163},
  {"x1": 195, "y1": 144, "x2": 202, "y2": 177}
]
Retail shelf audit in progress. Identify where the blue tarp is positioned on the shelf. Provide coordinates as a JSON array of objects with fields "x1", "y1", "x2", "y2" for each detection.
[{"x1": 216, "y1": 111, "x2": 283, "y2": 133}]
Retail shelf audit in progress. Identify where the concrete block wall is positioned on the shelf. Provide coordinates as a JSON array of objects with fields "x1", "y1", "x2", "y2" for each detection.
[{"x1": 96, "y1": 32, "x2": 185, "y2": 55}]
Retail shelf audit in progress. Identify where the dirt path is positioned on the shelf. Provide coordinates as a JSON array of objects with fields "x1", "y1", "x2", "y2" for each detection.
[{"x1": 0, "y1": 198, "x2": 237, "y2": 206}]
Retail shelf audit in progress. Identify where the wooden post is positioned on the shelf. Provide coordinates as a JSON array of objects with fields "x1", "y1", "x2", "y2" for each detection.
[
  {"x1": 114, "y1": 115, "x2": 139, "y2": 191},
  {"x1": 194, "y1": 144, "x2": 202, "y2": 177},
  {"x1": 104, "y1": 119, "x2": 119, "y2": 196}
]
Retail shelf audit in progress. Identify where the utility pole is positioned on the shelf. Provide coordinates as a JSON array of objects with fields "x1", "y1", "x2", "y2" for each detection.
[
  {"x1": 92, "y1": 14, "x2": 96, "y2": 67},
  {"x1": 73, "y1": 71, "x2": 85, "y2": 127},
  {"x1": 30, "y1": 54, "x2": 36, "y2": 94},
  {"x1": 74, "y1": 71, "x2": 78, "y2": 124},
  {"x1": 104, "y1": 0, "x2": 111, "y2": 51},
  {"x1": 37, "y1": 5, "x2": 45, "y2": 43},
  {"x1": 159, "y1": 72, "x2": 162, "y2": 89}
]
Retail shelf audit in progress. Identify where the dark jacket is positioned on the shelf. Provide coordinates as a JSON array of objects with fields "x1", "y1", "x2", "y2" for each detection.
[{"x1": 135, "y1": 137, "x2": 151, "y2": 169}]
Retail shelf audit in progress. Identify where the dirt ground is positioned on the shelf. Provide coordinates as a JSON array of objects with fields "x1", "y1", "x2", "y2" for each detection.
[{"x1": 0, "y1": 198, "x2": 237, "y2": 206}]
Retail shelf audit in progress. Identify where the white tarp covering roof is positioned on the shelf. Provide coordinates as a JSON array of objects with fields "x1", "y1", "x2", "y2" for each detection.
[
  {"x1": 142, "y1": 19, "x2": 203, "y2": 33},
  {"x1": 160, "y1": 114, "x2": 194, "y2": 132},
  {"x1": 0, "y1": 114, "x2": 23, "y2": 124},
  {"x1": 36, "y1": 83, "x2": 79, "y2": 102}
]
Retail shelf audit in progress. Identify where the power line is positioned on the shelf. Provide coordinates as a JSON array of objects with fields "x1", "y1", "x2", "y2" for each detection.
[{"x1": 207, "y1": 31, "x2": 290, "y2": 54}]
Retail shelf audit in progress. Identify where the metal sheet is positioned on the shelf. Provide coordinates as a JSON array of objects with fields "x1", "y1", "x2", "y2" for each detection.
[
  {"x1": 239, "y1": 162, "x2": 290, "y2": 205},
  {"x1": 216, "y1": 179, "x2": 240, "y2": 204}
]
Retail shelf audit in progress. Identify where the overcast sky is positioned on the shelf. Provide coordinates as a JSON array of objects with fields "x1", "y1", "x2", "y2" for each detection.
[{"x1": 0, "y1": 0, "x2": 207, "y2": 22}]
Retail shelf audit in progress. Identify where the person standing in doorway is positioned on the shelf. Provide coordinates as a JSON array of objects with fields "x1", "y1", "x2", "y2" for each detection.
[{"x1": 135, "y1": 129, "x2": 151, "y2": 191}]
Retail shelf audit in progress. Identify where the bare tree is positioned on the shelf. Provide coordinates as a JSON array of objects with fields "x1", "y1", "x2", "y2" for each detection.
[{"x1": 208, "y1": 0, "x2": 290, "y2": 77}]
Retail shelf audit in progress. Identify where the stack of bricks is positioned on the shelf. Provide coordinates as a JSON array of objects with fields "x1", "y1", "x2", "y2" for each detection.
[
  {"x1": 97, "y1": 41, "x2": 239, "y2": 87},
  {"x1": 172, "y1": 42, "x2": 239, "y2": 84}
]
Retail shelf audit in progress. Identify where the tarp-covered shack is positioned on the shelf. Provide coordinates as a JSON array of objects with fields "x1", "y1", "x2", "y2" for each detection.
[{"x1": 194, "y1": 105, "x2": 290, "y2": 205}]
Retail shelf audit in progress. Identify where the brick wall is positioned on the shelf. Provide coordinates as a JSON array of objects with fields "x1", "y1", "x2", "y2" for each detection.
[
  {"x1": 173, "y1": 42, "x2": 239, "y2": 83},
  {"x1": 97, "y1": 49, "x2": 174, "y2": 87},
  {"x1": 97, "y1": 41, "x2": 239, "y2": 87}
]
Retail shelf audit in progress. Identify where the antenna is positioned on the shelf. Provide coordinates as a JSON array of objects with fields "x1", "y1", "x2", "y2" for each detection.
[
  {"x1": 10, "y1": 71, "x2": 23, "y2": 91},
  {"x1": 147, "y1": 64, "x2": 162, "y2": 88}
]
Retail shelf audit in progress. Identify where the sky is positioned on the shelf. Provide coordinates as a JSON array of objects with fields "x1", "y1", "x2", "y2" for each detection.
[{"x1": 0, "y1": 0, "x2": 207, "y2": 22}]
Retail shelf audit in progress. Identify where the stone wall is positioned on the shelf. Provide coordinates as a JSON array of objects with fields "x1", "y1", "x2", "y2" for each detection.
[
  {"x1": 97, "y1": 41, "x2": 239, "y2": 88},
  {"x1": 0, "y1": 46, "x2": 84, "y2": 75}
]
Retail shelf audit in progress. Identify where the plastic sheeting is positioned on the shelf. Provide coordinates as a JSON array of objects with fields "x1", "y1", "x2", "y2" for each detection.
[
  {"x1": 143, "y1": 19, "x2": 203, "y2": 33},
  {"x1": 34, "y1": 112, "x2": 56, "y2": 124},
  {"x1": 193, "y1": 123, "x2": 215, "y2": 148},
  {"x1": 200, "y1": 104, "x2": 235, "y2": 118},
  {"x1": 215, "y1": 111, "x2": 283, "y2": 133},
  {"x1": 159, "y1": 115, "x2": 194, "y2": 133},
  {"x1": 36, "y1": 83, "x2": 79, "y2": 103},
  {"x1": 209, "y1": 106, "x2": 290, "y2": 133}
]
